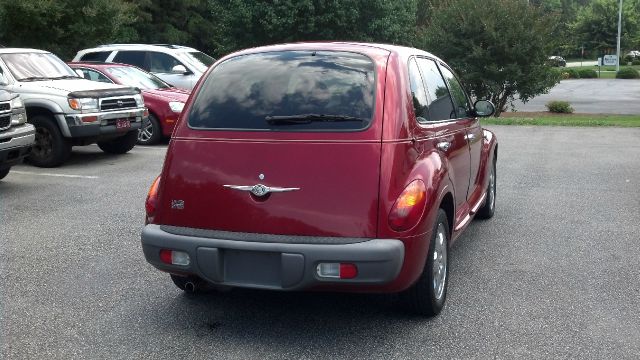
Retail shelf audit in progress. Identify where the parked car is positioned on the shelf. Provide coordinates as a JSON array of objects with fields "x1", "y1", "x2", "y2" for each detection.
[
  {"x1": 0, "y1": 48, "x2": 147, "y2": 167},
  {"x1": 73, "y1": 44, "x2": 215, "y2": 90},
  {"x1": 68, "y1": 62, "x2": 190, "y2": 145},
  {"x1": 624, "y1": 50, "x2": 640, "y2": 62},
  {"x1": 0, "y1": 90, "x2": 34, "y2": 180},
  {"x1": 547, "y1": 56, "x2": 567, "y2": 67},
  {"x1": 140, "y1": 42, "x2": 498, "y2": 316}
]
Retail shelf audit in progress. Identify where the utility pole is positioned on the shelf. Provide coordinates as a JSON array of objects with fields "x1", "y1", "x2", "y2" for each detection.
[{"x1": 616, "y1": 0, "x2": 622, "y2": 71}]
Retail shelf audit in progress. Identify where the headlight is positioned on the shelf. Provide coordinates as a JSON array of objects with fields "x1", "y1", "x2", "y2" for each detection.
[
  {"x1": 169, "y1": 101, "x2": 185, "y2": 113},
  {"x1": 11, "y1": 112, "x2": 27, "y2": 125},
  {"x1": 10, "y1": 96, "x2": 24, "y2": 109},
  {"x1": 134, "y1": 94, "x2": 144, "y2": 107},
  {"x1": 68, "y1": 97, "x2": 98, "y2": 111}
]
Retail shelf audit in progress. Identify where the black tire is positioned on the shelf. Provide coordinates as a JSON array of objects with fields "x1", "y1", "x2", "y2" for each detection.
[
  {"x1": 401, "y1": 209, "x2": 450, "y2": 316},
  {"x1": 97, "y1": 131, "x2": 138, "y2": 154},
  {"x1": 0, "y1": 167, "x2": 10, "y2": 180},
  {"x1": 137, "y1": 114, "x2": 162, "y2": 145},
  {"x1": 476, "y1": 157, "x2": 496, "y2": 219},
  {"x1": 27, "y1": 115, "x2": 72, "y2": 168}
]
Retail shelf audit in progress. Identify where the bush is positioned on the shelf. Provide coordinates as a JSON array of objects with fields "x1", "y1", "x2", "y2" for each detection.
[
  {"x1": 560, "y1": 68, "x2": 580, "y2": 79},
  {"x1": 577, "y1": 68, "x2": 598, "y2": 78},
  {"x1": 616, "y1": 67, "x2": 640, "y2": 79},
  {"x1": 632, "y1": 60, "x2": 640, "y2": 66},
  {"x1": 546, "y1": 101, "x2": 574, "y2": 113}
]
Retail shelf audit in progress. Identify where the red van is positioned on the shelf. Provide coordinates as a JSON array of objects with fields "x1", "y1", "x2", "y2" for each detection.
[{"x1": 141, "y1": 42, "x2": 498, "y2": 316}]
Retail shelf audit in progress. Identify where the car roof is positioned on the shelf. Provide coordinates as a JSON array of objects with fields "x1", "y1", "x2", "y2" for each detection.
[
  {"x1": 220, "y1": 41, "x2": 444, "y2": 64},
  {"x1": 0, "y1": 48, "x2": 51, "y2": 54},
  {"x1": 80, "y1": 44, "x2": 198, "y2": 53}
]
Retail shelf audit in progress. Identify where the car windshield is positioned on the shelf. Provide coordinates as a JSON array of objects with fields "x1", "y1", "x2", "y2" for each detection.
[
  {"x1": 0, "y1": 52, "x2": 78, "y2": 81},
  {"x1": 179, "y1": 51, "x2": 216, "y2": 72},
  {"x1": 105, "y1": 66, "x2": 170, "y2": 90},
  {"x1": 188, "y1": 50, "x2": 375, "y2": 131}
]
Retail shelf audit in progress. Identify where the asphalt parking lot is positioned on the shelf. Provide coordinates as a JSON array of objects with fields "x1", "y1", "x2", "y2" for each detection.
[
  {"x1": 1, "y1": 126, "x2": 639, "y2": 359},
  {"x1": 513, "y1": 79, "x2": 640, "y2": 114}
]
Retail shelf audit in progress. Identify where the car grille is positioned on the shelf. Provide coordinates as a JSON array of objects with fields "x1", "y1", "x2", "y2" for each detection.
[
  {"x1": 100, "y1": 98, "x2": 137, "y2": 111},
  {"x1": 0, "y1": 114, "x2": 10, "y2": 131},
  {"x1": 0, "y1": 102, "x2": 10, "y2": 112}
]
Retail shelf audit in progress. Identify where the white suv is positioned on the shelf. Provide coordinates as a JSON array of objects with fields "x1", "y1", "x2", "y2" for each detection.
[{"x1": 73, "y1": 44, "x2": 215, "y2": 90}]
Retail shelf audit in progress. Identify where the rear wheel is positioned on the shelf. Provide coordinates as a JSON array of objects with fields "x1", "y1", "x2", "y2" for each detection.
[
  {"x1": 476, "y1": 157, "x2": 496, "y2": 219},
  {"x1": 401, "y1": 209, "x2": 450, "y2": 316},
  {"x1": 0, "y1": 167, "x2": 10, "y2": 180},
  {"x1": 137, "y1": 114, "x2": 162, "y2": 145},
  {"x1": 28, "y1": 115, "x2": 71, "y2": 168},
  {"x1": 97, "y1": 131, "x2": 138, "y2": 154}
]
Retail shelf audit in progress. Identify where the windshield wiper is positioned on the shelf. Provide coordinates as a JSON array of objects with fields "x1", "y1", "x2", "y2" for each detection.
[
  {"x1": 49, "y1": 75, "x2": 81, "y2": 80},
  {"x1": 19, "y1": 76, "x2": 52, "y2": 82},
  {"x1": 265, "y1": 114, "x2": 367, "y2": 124}
]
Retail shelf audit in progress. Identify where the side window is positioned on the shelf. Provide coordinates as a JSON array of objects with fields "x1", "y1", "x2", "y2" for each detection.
[
  {"x1": 439, "y1": 65, "x2": 472, "y2": 118},
  {"x1": 113, "y1": 51, "x2": 147, "y2": 69},
  {"x1": 415, "y1": 58, "x2": 456, "y2": 121},
  {"x1": 79, "y1": 51, "x2": 111, "y2": 62},
  {"x1": 408, "y1": 58, "x2": 430, "y2": 123},
  {"x1": 79, "y1": 69, "x2": 112, "y2": 83},
  {"x1": 147, "y1": 52, "x2": 182, "y2": 73}
]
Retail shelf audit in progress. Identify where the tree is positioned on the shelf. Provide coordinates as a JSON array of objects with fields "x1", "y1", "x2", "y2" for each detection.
[
  {"x1": 572, "y1": 0, "x2": 640, "y2": 55},
  {"x1": 0, "y1": 0, "x2": 138, "y2": 60},
  {"x1": 421, "y1": 0, "x2": 561, "y2": 116}
]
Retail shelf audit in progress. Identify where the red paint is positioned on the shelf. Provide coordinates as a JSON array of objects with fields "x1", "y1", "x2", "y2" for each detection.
[{"x1": 151, "y1": 42, "x2": 498, "y2": 293}]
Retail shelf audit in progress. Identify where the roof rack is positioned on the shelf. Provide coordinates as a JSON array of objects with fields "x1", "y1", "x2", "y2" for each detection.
[{"x1": 97, "y1": 43, "x2": 189, "y2": 49}]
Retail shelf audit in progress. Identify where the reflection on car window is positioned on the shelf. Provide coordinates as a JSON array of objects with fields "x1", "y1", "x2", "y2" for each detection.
[
  {"x1": 188, "y1": 51, "x2": 375, "y2": 131},
  {"x1": 113, "y1": 51, "x2": 147, "y2": 70},
  {"x1": 408, "y1": 58, "x2": 429, "y2": 123},
  {"x1": 80, "y1": 69, "x2": 112, "y2": 83},
  {"x1": 105, "y1": 66, "x2": 170, "y2": 89},
  {"x1": 415, "y1": 58, "x2": 456, "y2": 121},
  {"x1": 148, "y1": 52, "x2": 182, "y2": 73},
  {"x1": 439, "y1": 65, "x2": 472, "y2": 118}
]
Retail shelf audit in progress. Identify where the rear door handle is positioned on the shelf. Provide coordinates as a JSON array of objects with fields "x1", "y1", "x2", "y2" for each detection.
[
  {"x1": 465, "y1": 133, "x2": 476, "y2": 142},
  {"x1": 436, "y1": 141, "x2": 451, "y2": 152}
]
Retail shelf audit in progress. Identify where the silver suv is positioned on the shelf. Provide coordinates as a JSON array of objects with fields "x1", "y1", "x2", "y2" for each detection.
[
  {"x1": 0, "y1": 90, "x2": 34, "y2": 180},
  {"x1": 73, "y1": 44, "x2": 216, "y2": 90},
  {"x1": 0, "y1": 48, "x2": 146, "y2": 167}
]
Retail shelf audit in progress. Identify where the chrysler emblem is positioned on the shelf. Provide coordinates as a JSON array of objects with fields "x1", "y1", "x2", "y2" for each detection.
[{"x1": 223, "y1": 183, "x2": 300, "y2": 197}]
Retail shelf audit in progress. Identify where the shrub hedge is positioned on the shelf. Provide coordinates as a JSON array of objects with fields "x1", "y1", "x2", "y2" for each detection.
[
  {"x1": 616, "y1": 67, "x2": 640, "y2": 79},
  {"x1": 577, "y1": 68, "x2": 598, "y2": 78},
  {"x1": 546, "y1": 101, "x2": 574, "y2": 113}
]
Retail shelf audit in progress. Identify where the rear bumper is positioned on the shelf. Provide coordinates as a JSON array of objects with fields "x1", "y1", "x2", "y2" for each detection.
[
  {"x1": 141, "y1": 224, "x2": 405, "y2": 291},
  {"x1": 0, "y1": 124, "x2": 35, "y2": 168}
]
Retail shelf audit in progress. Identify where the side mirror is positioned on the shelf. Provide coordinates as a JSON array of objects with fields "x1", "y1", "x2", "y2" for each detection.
[
  {"x1": 74, "y1": 69, "x2": 85, "y2": 78},
  {"x1": 171, "y1": 65, "x2": 189, "y2": 75},
  {"x1": 474, "y1": 100, "x2": 495, "y2": 117}
]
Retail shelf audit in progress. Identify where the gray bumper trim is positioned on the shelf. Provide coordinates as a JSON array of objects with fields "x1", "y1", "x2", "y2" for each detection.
[{"x1": 141, "y1": 224, "x2": 405, "y2": 291}]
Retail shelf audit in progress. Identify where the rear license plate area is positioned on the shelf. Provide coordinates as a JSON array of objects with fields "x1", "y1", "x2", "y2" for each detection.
[{"x1": 224, "y1": 250, "x2": 281, "y2": 287}]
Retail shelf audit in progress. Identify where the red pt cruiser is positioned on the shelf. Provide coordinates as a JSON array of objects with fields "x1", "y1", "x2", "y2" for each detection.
[{"x1": 141, "y1": 42, "x2": 498, "y2": 316}]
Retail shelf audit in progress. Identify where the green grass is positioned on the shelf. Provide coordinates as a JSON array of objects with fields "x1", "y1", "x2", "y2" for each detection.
[
  {"x1": 565, "y1": 64, "x2": 640, "y2": 71},
  {"x1": 484, "y1": 114, "x2": 640, "y2": 127}
]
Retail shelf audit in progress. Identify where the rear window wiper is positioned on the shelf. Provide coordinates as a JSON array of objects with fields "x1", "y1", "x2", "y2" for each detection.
[{"x1": 265, "y1": 114, "x2": 367, "y2": 124}]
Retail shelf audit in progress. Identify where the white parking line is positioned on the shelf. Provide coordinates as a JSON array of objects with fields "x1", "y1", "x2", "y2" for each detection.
[{"x1": 10, "y1": 171, "x2": 99, "y2": 179}]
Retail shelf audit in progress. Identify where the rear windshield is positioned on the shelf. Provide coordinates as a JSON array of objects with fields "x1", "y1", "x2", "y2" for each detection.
[{"x1": 187, "y1": 51, "x2": 375, "y2": 131}]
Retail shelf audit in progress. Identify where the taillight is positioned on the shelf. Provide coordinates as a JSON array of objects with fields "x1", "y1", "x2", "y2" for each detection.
[
  {"x1": 388, "y1": 180, "x2": 427, "y2": 231},
  {"x1": 145, "y1": 176, "x2": 161, "y2": 224}
]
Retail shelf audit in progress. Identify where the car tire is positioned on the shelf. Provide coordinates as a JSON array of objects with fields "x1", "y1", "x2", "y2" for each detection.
[
  {"x1": 401, "y1": 209, "x2": 450, "y2": 316},
  {"x1": 27, "y1": 115, "x2": 72, "y2": 168},
  {"x1": 0, "y1": 167, "x2": 10, "y2": 180},
  {"x1": 137, "y1": 114, "x2": 162, "y2": 145},
  {"x1": 476, "y1": 157, "x2": 496, "y2": 219},
  {"x1": 97, "y1": 131, "x2": 138, "y2": 154}
]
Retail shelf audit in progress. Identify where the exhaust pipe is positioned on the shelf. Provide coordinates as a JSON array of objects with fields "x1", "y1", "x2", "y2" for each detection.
[{"x1": 184, "y1": 281, "x2": 197, "y2": 293}]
